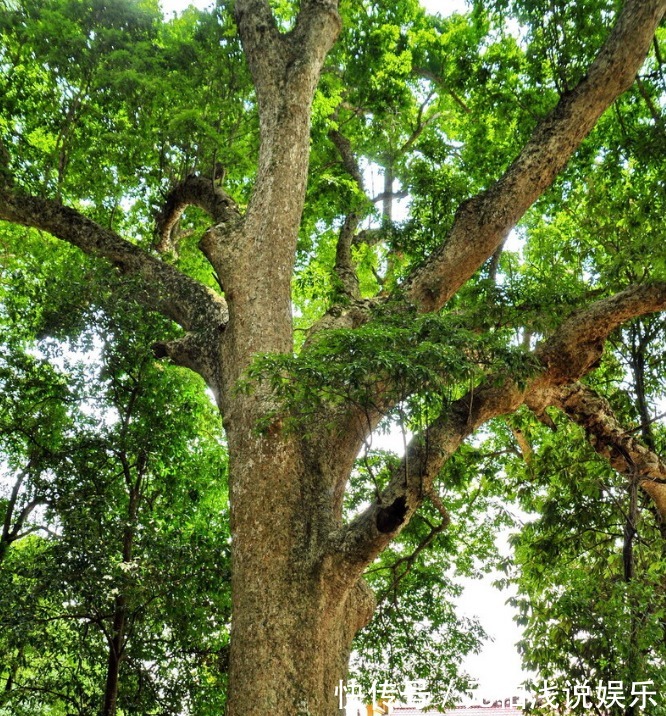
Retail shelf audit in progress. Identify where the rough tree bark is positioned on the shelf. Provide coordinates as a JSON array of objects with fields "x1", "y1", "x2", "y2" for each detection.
[{"x1": 1, "y1": 1, "x2": 666, "y2": 714}]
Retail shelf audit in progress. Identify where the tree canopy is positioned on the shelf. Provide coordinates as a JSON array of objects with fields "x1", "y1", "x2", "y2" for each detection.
[{"x1": 1, "y1": 0, "x2": 666, "y2": 714}]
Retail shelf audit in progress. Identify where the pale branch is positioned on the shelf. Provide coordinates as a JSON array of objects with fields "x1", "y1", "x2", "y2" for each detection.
[
  {"x1": 334, "y1": 213, "x2": 361, "y2": 299},
  {"x1": 412, "y1": 66, "x2": 471, "y2": 114},
  {"x1": 328, "y1": 280, "x2": 666, "y2": 581},
  {"x1": 404, "y1": 0, "x2": 666, "y2": 313},
  {"x1": 154, "y1": 174, "x2": 242, "y2": 255},
  {"x1": 0, "y1": 189, "x2": 228, "y2": 335},
  {"x1": 16, "y1": 524, "x2": 60, "y2": 540},
  {"x1": 230, "y1": 0, "x2": 341, "y2": 358},
  {"x1": 397, "y1": 109, "x2": 442, "y2": 157},
  {"x1": 511, "y1": 427, "x2": 534, "y2": 465},
  {"x1": 553, "y1": 382, "x2": 666, "y2": 519}
]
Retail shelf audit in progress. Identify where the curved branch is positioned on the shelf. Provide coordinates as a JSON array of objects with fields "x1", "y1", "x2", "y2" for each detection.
[
  {"x1": 0, "y1": 189, "x2": 228, "y2": 334},
  {"x1": 535, "y1": 283, "x2": 666, "y2": 385},
  {"x1": 155, "y1": 174, "x2": 242, "y2": 255},
  {"x1": 403, "y1": 0, "x2": 666, "y2": 313},
  {"x1": 153, "y1": 330, "x2": 225, "y2": 405}
]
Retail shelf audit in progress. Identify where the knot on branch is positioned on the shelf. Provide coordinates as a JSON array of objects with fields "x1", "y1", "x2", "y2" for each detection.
[
  {"x1": 152, "y1": 330, "x2": 224, "y2": 401},
  {"x1": 376, "y1": 496, "x2": 407, "y2": 534}
]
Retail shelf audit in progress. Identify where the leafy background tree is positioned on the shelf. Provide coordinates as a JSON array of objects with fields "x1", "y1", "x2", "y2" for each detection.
[{"x1": 0, "y1": 232, "x2": 230, "y2": 715}]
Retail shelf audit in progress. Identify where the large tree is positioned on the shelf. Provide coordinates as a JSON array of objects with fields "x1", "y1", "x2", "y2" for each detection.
[
  {"x1": 1, "y1": 0, "x2": 666, "y2": 713},
  {"x1": 0, "y1": 263, "x2": 231, "y2": 716}
]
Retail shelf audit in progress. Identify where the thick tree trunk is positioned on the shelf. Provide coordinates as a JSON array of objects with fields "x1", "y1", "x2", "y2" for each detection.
[
  {"x1": 222, "y1": 7, "x2": 349, "y2": 712},
  {"x1": 3, "y1": 2, "x2": 664, "y2": 714},
  {"x1": 227, "y1": 555, "x2": 370, "y2": 715},
  {"x1": 224, "y1": 395, "x2": 374, "y2": 716}
]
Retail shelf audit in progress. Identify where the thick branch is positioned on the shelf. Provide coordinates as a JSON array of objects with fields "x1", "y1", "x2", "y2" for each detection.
[
  {"x1": 536, "y1": 283, "x2": 666, "y2": 385},
  {"x1": 404, "y1": 0, "x2": 666, "y2": 313},
  {"x1": 153, "y1": 331, "x2": 225, "y2": 406},
  {"x1": 234, "y1": 0, "x2": 286, "y2": 108},
  {"x1": 334, "y1": 213, "x2": 361, "y2": 299},
  {"x1": 227, "y1": 0, "x2": 341, "y2": 374},
  {"x1": 0, "y1": 189, "x2": 228, "y2": 334},
  {"x1": 234, "y1": 0, "x2": 340, "y2": 114},
  {"x1": 554, "y1": 382, "x2": 666, "y2": 519},
  {"x1": 328, "y1": 281, "x2": 666, "y2": 581},
  {"x1": 289, "y1": 0, "x2": 342, "y2": 72},
  {"x1": 329, "y1": 381, "x2": 524, "y2": 580}
]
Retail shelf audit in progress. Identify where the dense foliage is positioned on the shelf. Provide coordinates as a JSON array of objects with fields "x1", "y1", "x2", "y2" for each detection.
[
  {"x1": 1, "y1": 0, "x2": 665, "y2": 713},
  {"x1": 0, "y1": 234, "x2": 231, "y2": 714}
]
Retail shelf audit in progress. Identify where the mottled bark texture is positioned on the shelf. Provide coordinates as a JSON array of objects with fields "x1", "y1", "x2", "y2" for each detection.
[{"x1": 1, "y1": 1, "x2": 666, "y2": 714}]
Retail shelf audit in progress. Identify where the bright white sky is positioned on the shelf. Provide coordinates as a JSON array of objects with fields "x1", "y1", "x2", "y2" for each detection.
[
  {"x1": 156, "y1": 0, "x2": 529, "y2": 703},
  {"x1": 373, "y1": 431, "x2": 528, "y2": 701}
]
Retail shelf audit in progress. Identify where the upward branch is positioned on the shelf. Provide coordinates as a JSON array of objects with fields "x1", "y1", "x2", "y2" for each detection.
[
  {"x1": 403, "y1": 0, "x2": 666, "y2": 313},
  {"x1": 234, "y1": 0, "x2": 287, "y2": 114},
  {"x1": 221, "y1": 0, "x2": 341, "y2": 369}
]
